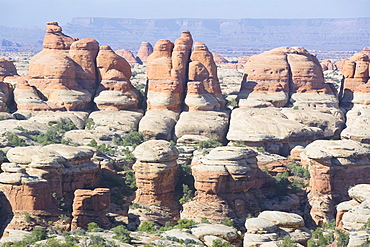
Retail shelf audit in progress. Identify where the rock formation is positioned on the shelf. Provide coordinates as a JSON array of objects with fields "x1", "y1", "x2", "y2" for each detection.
[
  {"x1": 94, "y1": 45, "x2": 141, "y2": 110},
  {"x1": 181, "y1": 147, "x2": 266, "y2": 226},
  {"x1": 239, "y1": 47, "x2": 338, "y2": 109},
  {"x1": 336, "y1": 184, "x2": 370, "y2": 246},
  {"x1": 321, "y1": 59, "x2": 335, "y2": 71},
  {"x1": 212, "y1": 53, "x2": 229, "y2": 65},
  {"x1": 341, "y1": 52, "x2": 370, "y2": 108},
  {"x1": 69, "y1": 38, "x2": 99, "y2": 94},
  {"x1": 130, "y1": 140, "x2": 179, "y2": 222},
  {"x1": 175, "y1": 41, "x2": 229, "y2": 143},
  {"x1": 136, "y1": 41, "x2": 153, "y2": 64},
  {"x1": 116, "y1": 49, "x2": 140, "y2": 65},
  {"x1": 0, "y1": 59, "x2": 16, "y2": 112},
  {"x1": 244, "y1": 211, "x2": 311, "y2": 246},
  {"x1": 23, "y1": 22, "x2": 93, "y2": 111},
  {"x1": 302, "y1": 140, "x2": 370, "y2": 226},
  {"x1": 43, "y1": 22, "x2": 77, "y2": 50},
  {"x1": 71, "y1": 188, "x2": 111, "y2": 231},
  {"x1": 0, "y1": 144, "x2": 101, "y2": 232}
]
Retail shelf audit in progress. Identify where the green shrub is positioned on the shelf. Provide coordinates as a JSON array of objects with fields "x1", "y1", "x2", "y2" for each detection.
[
  {"x1": 138, "y1": 221, "x2": 156, "y2": 232},
  {"x1": 112, "y1": 225, "x2": 132, "y2": 244},
  {"x1": 24, "y1": 212, "x2": 32, "y2": 223},
  {"x1": 256, "y1": 146, "x2": 265, "y2": 153},
  {"x1": 88, "y1": 140, "x2": 115, "y2": 156},
  {"x1": 85, "y1": 118, "x2": 95, "y2": 130},
  {"x1": 28, "y1": 121, "x2": 76, "y2": 146},
  {"x1": 198, "y1": 138, "x2": 222, "y2": 149},
  {"x1": 174, "y1": 219, "x2": 196, "y2": 229},
  {"x1": 280, "y1": 235, "x2": 296, "y2": 247},
  {"x1": 222, "y1": 218, "x2": 234, "y2": 227},
  {"x1": 212, "y1": 238, "x2": 231, "y2": 247},
  {"x1": 89, "y1": 235, "x2": 118, "y2": 247},
  {"x1": 114, "y1": 131, "x2": 144, "y2": 148},
  {"x1": 6, "y1": 131, "x2": 26, "y2": 147},
  {"x1": 179, "y1": 184, "x2": 193, "y2": 204},
  {"x1": 87, "y1": 222, "x2": 103, "y2": 232}
]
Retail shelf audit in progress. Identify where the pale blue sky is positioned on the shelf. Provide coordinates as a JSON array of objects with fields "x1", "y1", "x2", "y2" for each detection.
[{"x1": 1, "y1": 0, "x2": 369, "y2": 27}]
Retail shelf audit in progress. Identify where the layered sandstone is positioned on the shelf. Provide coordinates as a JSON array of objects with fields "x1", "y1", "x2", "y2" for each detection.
[
  {"x1": 69, "y1": 38, "x2": 99, "y2": 93},
  {"x1": 0, "y1": 59, "x2": 15, "y2": 112},
  {"x1": 136, "y1": 41, "x2": 153, "y2": 64},
  {"x1": 302, "y1": 140, "x2": 370, "y2": 226},
  {"x1": 131, "y1": 140, "x2": 179, "y2": 222},
  {"x1": 244, "y1": 211, "x2": 311, "y2": 247},
  {"x1": 341, "y1": 52, "x2": 370, "y2": 108},
  {"x1": 181, "y1": 147, "x2": 266, "y2": 226},
  {"x1": 146, "y1": 31, "x2": 192, "y2": 111},
  {"x1": 94, "y1": 45, "x2": 141, "y2": 110},
  {"x1": 24, "y1": 22, "x2": 93, "y2": 111},
  {"x1": 239, "y1": 47, "x2": 337, "y2": 109},
  {"x1": 138, "y1": 110, "x2": 179, "y2": 141},
  {"x1": 336, "y1": 184, "x2": 370, "y2": 246},
  {"x1": 71, "y1": 188, "x2": 111, "y2": 231},
  {"x1": 227, "y1": 108, "x2": 326, "y2": 155},
  {"x1": 116, "y1": 49, "x2": 140, "y2": 65}
]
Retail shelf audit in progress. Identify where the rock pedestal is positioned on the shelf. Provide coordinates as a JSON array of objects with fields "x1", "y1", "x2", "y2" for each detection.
[
  {"x1": 136, "y1": 41, "x2": 153, "y2": 64},
  {"x1": 130, "y1": 140, "x2": 179, "y2": 223}
]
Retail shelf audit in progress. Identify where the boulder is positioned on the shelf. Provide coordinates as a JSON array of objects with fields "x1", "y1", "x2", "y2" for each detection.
[
  {"x1": 244, "y1": 211, "x2": 310, "y2": 247},
  {"x1": 174, "y1": 111, "x2": 229, "y2": 143},
  {"x1": 138, "y1": 110, "x2": 179, "y2": 141},
  {"x1": 341, "y1": 105, "x2": 370, "y2": 143},
  {"x1": 227, "y1": 107, "x2": 324, "y2": 155}
]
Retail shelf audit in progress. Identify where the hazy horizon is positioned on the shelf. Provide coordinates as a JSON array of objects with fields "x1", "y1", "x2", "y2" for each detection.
[{"x1": 1, "y1": 0, "x2": 369, "y2": 28}]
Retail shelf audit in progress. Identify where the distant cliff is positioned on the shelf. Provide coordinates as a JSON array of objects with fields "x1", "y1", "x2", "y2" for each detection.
[{"x1": 1, "y1": 17, "x2": 370, "y2": 55}]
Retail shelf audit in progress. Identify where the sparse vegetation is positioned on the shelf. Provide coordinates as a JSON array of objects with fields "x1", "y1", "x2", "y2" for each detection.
[
  {"x1": 179, "y1": 184, "x2": 193, "y2": 204},
  {"x1": 111, "y1": 225, "x2": 132, "y2": 244},
  {"x1": 138, "y1": 221, "x2": 157, "y2": 232},
  {"x1": 212, "y1": 238, "x2": 231, "y2": 247},
  {"x1": 6, "y1": 131, "x2": 26, "y2": 147},
  {"x1": 113, "y1": 131, "x2": 144, "y2": 148},
  {"x1": 198, "y1": 138, "x2": 222, "y2": 149}
]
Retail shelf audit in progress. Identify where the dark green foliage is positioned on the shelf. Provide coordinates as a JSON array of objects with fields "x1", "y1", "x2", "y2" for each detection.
[
  {"x1": 212, "y1": 238, "x2": 231, "y2": 247},
  {"x1": 179, "y1": 184, "x2": 193, "y2": 204},
  {"x1": 89, "y1": 235, "x2": 118, "y2": 247},
  {"x1": 122, "y1": 165, "x2": 136, "y2": 190},
  {"x1": 113, "y1": 131, "x2": 144, "y2": 148},
  {"x1": 308, "y1": 220, "x2": 349, "y2": 247},
  {"x1": 112, "y1": 225, "x2": 132, "y2": 244},
  {"x1": 123, "y1": 148, "x2": 136, "y2": 162},
  {"x1": 87, "y1": 222, "x2": 103, "y2": 232},
  {"x1": 138, "y1": 221, "x2": 157, "y2": 232},
  {"x1": 256, "y1": 147, "x2": 265, "y2": 153},
  {"x1": 158, "y1": 221, "x2": 174, "y2": 232},
  {"x1": 201, "y1": 217, "x2": 210, "y2": 224},
  {"x1": 222, "y1": 218, "x2": 235, "y2": 227},
  {"x1": 27, "y1": 121, "x2": 76, "y2": 146},
  {"x1": 6, "y1": 131, "x2": 26, "y2": 147},
  {"x1": 174, "y1": 219, "x2": 196, "y2": 229},
  {"x1": 198, "y1": 138, "x2": 222, "y2": 149},
  {"x1": 5, "y1": 227, "x2": 49, "y2": 247},
  {"x1": 87, "y1": 139, "x2": 115, "y2": 156},
  {"x1": 85, "y1": 118, "x2": 95, "y2": 130},
  {"x1": 280, "y1": 235, "x2": 296, "y2": 247}
]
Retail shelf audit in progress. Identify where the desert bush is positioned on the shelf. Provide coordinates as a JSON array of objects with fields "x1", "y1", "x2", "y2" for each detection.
[
  {"x1": 138, "y1": 221, "x2": 156, "y2": 232},
  {"x1": 212, "y1": 238, "x2": 231, "y2": 247},
  {"x1": 198, "y1": 138, "x2": 222, "y2": 149},
  {"x1": 113, "y1": 131, "x2": 144, "y2": 148},
  {"x1": 112, "y1": 225, "x2": 132, "y2": 244},
  {"x1": 179, "y1": 184, "x2": 193, "y2": 204},
  {"x1": 6, "y1": 131, "x2": 26, "y2": 147}
]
